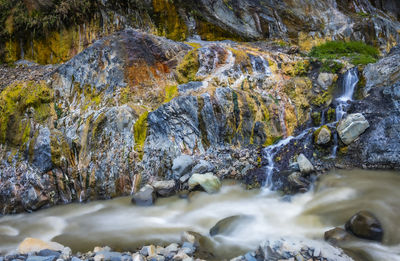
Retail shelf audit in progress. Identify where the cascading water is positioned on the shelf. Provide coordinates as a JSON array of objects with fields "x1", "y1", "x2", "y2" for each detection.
[{"x1": 331, "y1": 67, "x2": 359, "y2": 157}]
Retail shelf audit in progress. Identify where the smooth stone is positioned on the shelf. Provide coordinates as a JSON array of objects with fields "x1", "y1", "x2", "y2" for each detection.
[
  {"x1": 148, "y1": 255, "x2": 165, "y2": 261},
  {"x1": 131, "y1": 185, "x2": 156, "y2": 206},
  {"x1": 152, "y1": 180, "x2": 176, "y2": 197},
  {"x1": 139, "y1": 245, "x2": 156, "y2": 257},
  {"x1": 324, "y1": 227, "x2": 353, "y2": 246},
  {"x1": 345, "y1": 211, "x2": 383, "y2": 242},
  {"x1": 337, "y1": 113, "x2": 370, "y2": 145},
  {"x1": 188, "y1": 173, "x2": 221, "y2": 193},
  {"x1": 244, "y1": 252, "x2": 257, "y2": 261},
  {"x1": 95, "y1": 251, "x2": 123, "y2": 261},
  {"x1": 181, "y1": 242, "x2": 196, "y2": 255},
  {"x1": 297, "y1": 154, "x2": 314, "y2": 174},
  {"x1": 172, "y1": 155, "x2": 195, "y2": 179},
  {"x1": 71, "y1": 257, "x2": 82, "y2": 261},
  {"x1": 317, "y1": 73, "x2": 336, "y2": 90},
  {"x1": 172, "y1": 251, "x2": 191, "y2": 261},
  {"x1": 18, "y1": 238, "x2": 64, "y2": 254}
]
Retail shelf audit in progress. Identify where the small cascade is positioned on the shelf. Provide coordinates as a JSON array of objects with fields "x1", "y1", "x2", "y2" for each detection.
[
  {"x1": 331, "y1": 67, "x2": 359, "y2": 158},
  {"x1": 262, "y1": 129, "x2": 312, "y2": 188}
]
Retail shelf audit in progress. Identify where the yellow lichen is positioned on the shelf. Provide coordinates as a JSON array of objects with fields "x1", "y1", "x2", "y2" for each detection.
[
  {"x1": 176, "y1": 49, "x2": 200, "y2": 84},
  {"x1": 134, "y1": 111, "x2": 149, "y2": 160},
  {"x1": 164, "y1": 85, "x2": 178, "y2": 103}
]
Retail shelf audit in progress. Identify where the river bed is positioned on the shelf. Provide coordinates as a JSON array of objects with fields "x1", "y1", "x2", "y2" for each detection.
[{"x1": 0, "y1": 169, "x2": 399, "y2": 260}]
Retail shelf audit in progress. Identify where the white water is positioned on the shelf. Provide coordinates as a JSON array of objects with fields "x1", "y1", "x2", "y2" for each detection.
[
  {"x1": 0, "y1": 170, "x2": 400, "y2": 261},
  {"x1": 332, "y1": 68, "x2": 359, "y2": 157}
]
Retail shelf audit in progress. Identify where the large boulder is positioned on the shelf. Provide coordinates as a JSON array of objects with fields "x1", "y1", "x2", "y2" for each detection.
[
  {"x1": 317, "y1": 73, "x2": 336, "y2": 91},
  {"x1": 18, "y1": 238, "x2": 64, "y2": 254},
  {"x1": 297, "y1": 154, "x2": 314, "y2": 174},
  {"x1": 337, "y1": 113, "x2": 370, "y2": 145},
  {"x1": 172, "y1": 155, "x2": 195, "y2": 180},
  {"x1": 188, "y1": 173, "x2": 221, "y2": 193},
  {"x1": 152, "y1": 180, "x2": 176, "y2": 197},
  {"x1": 345, "y1": 211, "x2": 384, "y2": 242},
  {"x1": 314, "y1": 126, "x2": 331, "y2": 145}
]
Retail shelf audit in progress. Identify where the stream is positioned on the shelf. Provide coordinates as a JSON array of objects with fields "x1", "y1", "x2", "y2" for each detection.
[{"x1": 0, "y1": 169, "x2": 399, "y2": 260}]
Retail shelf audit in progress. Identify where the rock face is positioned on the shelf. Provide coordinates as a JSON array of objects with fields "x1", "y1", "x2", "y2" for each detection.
[
  {"x1": 337, "y1": 113, "x2": 370, "y2": 145},
  {"x1": 363, "y1": 45, "x2": 400, "y2": 96},
  {"x1": 345, "y1": 211, "x2": 384, "y2": 242},
  {"x1": 188, "y1": 173, "x2": 221, "y2": 193}
]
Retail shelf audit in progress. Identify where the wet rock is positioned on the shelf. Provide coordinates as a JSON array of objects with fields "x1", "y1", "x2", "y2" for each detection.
[
  {"x1": 18, "y1": 238, "x2": 64, "y2": 254},
  {"x1": 26, "y1": 256, "x2": 57, "y2": 261},
  {"x1": 32, "y1": 127, "x2": 52, "y2": 173},
  {"x1": 152, "y1": 180, "x2": 176, "y2": 197},
  {"x1": 324, "y1": 227, "x2": 353, "y2": 245},
  {"x1": 192, "y1": 160, "x2": 215, "y2": 174},
  {"x1": 297, "y1": 154, "x2": 314, "y2": 174},
  {"x1": 131, "y1": 185, "x2": 156, "y2": 206},
  {"x1": 172, "y1": 156, "x2": 195, "y2": 180},
  {"x1": 288, "y1": 172, "x2": 308, "y2": 190},
  {"x1": 37, "y1": 250, "x2": 61, "y2": 258},
  {"x1": 345, "y1": 211, "x2": 383, "y2": 242},
  {"x1": 148, "y1": 255, "x2": 165, "y2": 261},
  {"x1": 71, "y1": 257, "x2": 82, "y2": 261},
  {"x1": 317, "y1": 73, "x2": 336, "y2": 91},
  {"x1": 181, "y1": 242, "x2": 196, "y2": 255},
  {"x1": 337, "y1": 113, "x2": 370, "y2": 145},
  {"x1": 314, "y1": 126, "x2": 331, "y2": 145},
  {"x1": 188, "y1": 173, "x2": 221, "y2": 193},
  {"x1": 209, "y1": 215, "x2": 253, "y2": 236}
]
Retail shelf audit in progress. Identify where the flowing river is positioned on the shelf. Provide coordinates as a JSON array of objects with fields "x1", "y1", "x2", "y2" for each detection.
[{"x1": 0, "y1": 169, "x2": 400, "y2": 260}]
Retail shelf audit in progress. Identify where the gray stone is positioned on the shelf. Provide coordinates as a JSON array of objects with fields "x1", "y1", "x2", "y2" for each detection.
[
  {"x1": 345, "y1": 211, "x2": 383, "y2": 242},
  {"x1": 95, "y1": 251, "x2": 123, "y2": 261},
  {"x1": 178, "y1": 82, "x2": 204, "y2": 93},
  {"x1": 148, "y1": 255, "x2": 165, "y2": 261},
  {"x1": 297, "y1": 154, "x2": 314, "y2": 174},
  {"x1": 131, "y1": 185, "x2": 156, "y2": 206},
  {"x1": 139, "y1": 245, "x2": 156, "y2": 257},
  {"x1": 315, "y1": 126, "x2": 331, "y2": 145},
  {"x1": 32, "y1": 127, "x2": 52, "y2": 173},
  {"x1": 172, "y1": 155, "x2": 195, "y2": 180},
  {"x1": 337, "y1": 113, "x2": 370, "y2": 145},
  {"x1": 152, "y1": 180, "x2": 176, "y2": 197},
  {"x1": 317, "y1": 73, "x2": 336, "y2": 90},
  {"x1": 181, "y1": 242, "x2": 196, "y2": 255},
  {"x1": 244, "y1": 252, "x2": 257, "y2": 261},
  {"x1": 192, "y1": 160, "x2": 215, "y2": 174},
  {"x1": 131, "y1": 254, "x2": 145, "y2": 261},
  {"x1": 71, "y1": 257, "x2": 82, "y2": 261},
  {"x1": 188, "y1": 173, "x2": 221, "y2": 193},
  {"x1": 37, "y1": 250, "x2": 60, "y2": 258}
]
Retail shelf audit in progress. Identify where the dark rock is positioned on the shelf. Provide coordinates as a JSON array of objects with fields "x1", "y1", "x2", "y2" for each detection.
[
  {"x1": 131, "y1": 185, "x2": 156, "y2": 206},
  {"x1": 171, "y1": 155, "x2": 195, "y2": 180},
  {"x1": 152, "y1": 180, "x2": 176, "y2": 197},
  {"x1": 345, "y1": 211, "x2": 383, "y2": 242},
  {"x1": 209, "y1": 215, "x2": 253, "y2": 236},
  {"x1": 192, "y1": 160, "x2": 215, "y2": 174}
]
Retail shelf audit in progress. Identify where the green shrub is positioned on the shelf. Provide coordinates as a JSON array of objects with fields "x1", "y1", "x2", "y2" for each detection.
[
  {"x1": 320, "y1": 60, "x2": 344, "y2": 73},
  {"x1": 309, "y1": 41, "x2": 379, "y2": 65}
]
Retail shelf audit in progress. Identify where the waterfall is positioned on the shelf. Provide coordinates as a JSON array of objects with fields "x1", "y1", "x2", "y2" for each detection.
[{"x1": 331, "y1": 67, "x2": 359, "y2": 157}]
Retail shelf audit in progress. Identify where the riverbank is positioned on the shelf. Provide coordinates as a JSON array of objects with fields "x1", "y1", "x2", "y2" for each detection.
[{"x1": 1, "y1": 169, "x2": 400, "y2": 261}]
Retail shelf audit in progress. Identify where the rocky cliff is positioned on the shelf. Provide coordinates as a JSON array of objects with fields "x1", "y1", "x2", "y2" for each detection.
[{"x1": 0, "y1": 0, "x2": 399, "y2": 214}]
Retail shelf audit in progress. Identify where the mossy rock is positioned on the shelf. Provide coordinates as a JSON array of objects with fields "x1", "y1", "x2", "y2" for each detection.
[
  {"x1": 313, "y1": 125, "x2": 331, "y2": 145},
  {"x1": 176, "y1": 49, "x2": 200, "y2": 84},
  {"x1": 134, "y1": 111, "x2": 149, "y2": 160},
  {"x1": 0, "y1": 81, "x2": 54, "y2": 146}
]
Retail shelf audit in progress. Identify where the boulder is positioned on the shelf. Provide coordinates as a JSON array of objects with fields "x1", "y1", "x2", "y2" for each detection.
[
  {"x1": 314, "y1": 126, "x2": 331, "y2": 145},
  {"x1": 140, "y1": 245, "x2": 156, "y2": 257},
  {"x1": 345, "y1": 211, "x2": 383, "y2": 242},
  {"x1": 297, "y1": 154, "x2": 314, "y2": 174},
  {"x1": 132, "y1": 254, "x2": 145, "y2": 261},
  {"x1": 317, "y1": 73, "x2": 336, "y2": 91},
  {"x1": 324, "y1": 227, "x2": 353, "y2": 245},
  {"x1": 188, "y1": 173, "x2": 221, "y2": 193},
  {"x1": 337, "y1": 113, "x2": 370, "y2": 145},
  {"x1": 18, "y1": 238, "x2": 64, "y2": 254},
  {"x1": 131, "y1": 185, "x2": 156, "y2": 206},
  {"x1": 172, "y1": 156, "x2": 195, "y2": 179},
  {"x1": 152, "y1": 180, "x2": 176, "y2": 197},
  {"x1": 192, "y1": 160, "x2": 215, "y2": 174}
]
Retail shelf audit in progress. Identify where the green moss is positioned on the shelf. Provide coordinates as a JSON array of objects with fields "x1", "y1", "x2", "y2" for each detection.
[
  {"x1": 311, "y1": 91, "x2": 332, "y2": 107},
  {"x1": 311, "y1": 111, "x2": 321, "y2": 126},
  {"x1": 164, "y1": 85, "x2": 178, "y2": 103},
  {"x1": 309, "y1": 41, "x2": 379, "y2": 66},
  {"x1": 134, "y1": 111, "x2": 149, "y2": 160},
  {"x1": 176, "y1": 49, "x2": 200, "y2": 84},
  {"x1": 0, "y1": 81, "x2": 53, "y2": 146},
  {"x1": 320, "y1": 60, "x2": 344, "y2": 73},
  {"x1": 327, "y1": 108, "x2": 336, "y2": 122},
  {"x1": 264, "y1": 135, "x2": 283, "y2": 147}
]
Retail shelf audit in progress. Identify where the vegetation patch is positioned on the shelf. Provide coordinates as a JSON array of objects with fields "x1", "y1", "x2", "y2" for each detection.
[
  {"x1": 164, "y1": 85, "x2": 178, "y2": 103},
  {"x1": 176, "y1": 49, "x2": 200, "y2": 84},
  {"x1": 309, "y1": 41, "x2": 379, "y2": 66},
  {"x1": 134, "y1": 111, "x2": 149, "y2": 160}
]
